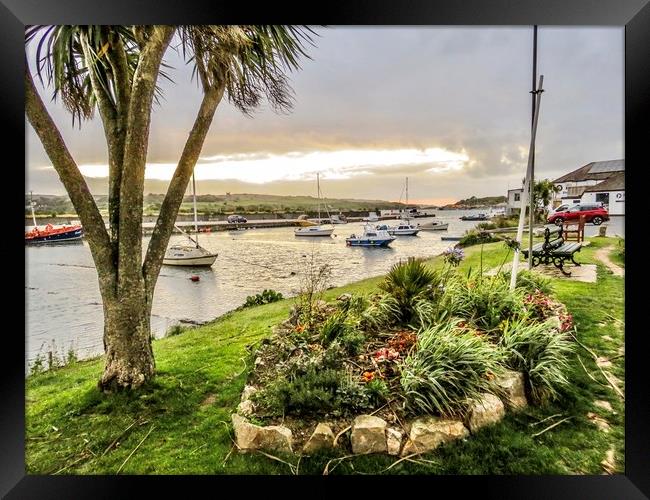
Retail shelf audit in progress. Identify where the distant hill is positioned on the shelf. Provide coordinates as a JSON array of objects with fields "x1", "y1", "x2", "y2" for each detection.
[
  {"x1": 26, "y1": 192, "x2": 407, "y2": 217},
  {"x1": 448, "y1": 195, "x2": 507, "y2": 208}
]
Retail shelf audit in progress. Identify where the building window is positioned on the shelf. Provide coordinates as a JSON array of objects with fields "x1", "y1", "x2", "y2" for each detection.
[
  {"x1": 596, "y1": 193, "x2": 610, "y2": 205},
  {"x1": 514, "y1": 193, "x2": 520, "y2": 201}
]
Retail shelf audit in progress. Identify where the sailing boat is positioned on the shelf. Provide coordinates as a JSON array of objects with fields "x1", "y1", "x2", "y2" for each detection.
[
  {"x1": 294, "y1": 173, "x2": 334, "y2": 237},
  {"x1": 25, "y1": 191, "x2": 83, "y2": 244},
  {"x1": 383, "y1": 178, "x2": 420, "y2": 235},
  {"x1": 162, "y1": 173, "x2": 218, "y2": 267}
]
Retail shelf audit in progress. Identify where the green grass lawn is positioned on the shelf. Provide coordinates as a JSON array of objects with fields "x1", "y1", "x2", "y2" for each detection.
[{"x1": 26, "y1": 237, "x2": 624, "y2": 475}]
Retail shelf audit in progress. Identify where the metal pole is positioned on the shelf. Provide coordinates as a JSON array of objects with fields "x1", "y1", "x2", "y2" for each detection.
[
  {"x1": 192, "y1": 171, "x2": 199, "y2": 247},
  {"x1": 510, "y1": 75, "x2": 544, "y2": 291},
  {"x1": 528, "y1": 25, "x2": 538, "y2": 270},
  {"x1": 30, "y1": 191, "x2": 37, "y2": 228}
]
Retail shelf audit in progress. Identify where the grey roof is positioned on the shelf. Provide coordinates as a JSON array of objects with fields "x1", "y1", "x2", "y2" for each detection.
[
  {"x1": 553, "y1": 159, "x2": 624, "y2": 183},
  {"x1": 584, "y1": 171, "x2": 625, "y2": 192},
  {"x1": 587, "y1": 159, "x2": 624, "y2": 174}
]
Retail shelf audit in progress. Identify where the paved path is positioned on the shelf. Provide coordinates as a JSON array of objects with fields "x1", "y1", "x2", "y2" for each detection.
[{"x1": 594, "y1": 246, "x2": 624, "y2": 277}]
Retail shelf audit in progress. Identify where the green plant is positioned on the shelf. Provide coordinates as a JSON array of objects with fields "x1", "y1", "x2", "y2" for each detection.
[
  {"x1": 458, "y1": 229, "x2": 499, "y2": 248},
  {"x1": 364, "y1": 378, "x2": 390, "y2": 406},
  {"x1": 441, "y1": 272, "x2": 525, "y2": 331},
  {"x1": 165, "y1": 324, "x2": 185, "y2": 337},
  {"x1": 499, "y1": 315, "x2": 574, "y2": 404},
  {"x1": 618, "y1": 238, "x2": 625, "y2": 260},
  {"x1": 379, "y1": 258, "x2": 440, "y2": 324},
  {"x1": 319, "y1": 311, "x2": 351, "y2": 345},
  {"x1": 338, "y1": 329, "x2": 366, "y2": 355},
  {"x1": 358, "y1": 293, "x2": 401, "y2": 331},
  {"x1": 400, "y1": 320, "x2": 505, "y2": 417},
  {"x1": 501, "y1": 270, "x2": 554, "y2": 295},
  {"x1": 29, "y1": 354, "x2": 45, "y2": 376},
  {"x1": 242, "y1": 289, "x2": 284, "y2": 308}
]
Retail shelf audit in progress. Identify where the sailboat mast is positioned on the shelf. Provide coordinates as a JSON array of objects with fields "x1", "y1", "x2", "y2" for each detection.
[
  {"x1": 30, "y1": 191, "x2": 37, "y2": 228},
  {"x1": 192, "y1": 171, "x2": 199, "y2": 247},
  {"x1": 317, "y1": 172, "x2": 321, "y2": 222}
]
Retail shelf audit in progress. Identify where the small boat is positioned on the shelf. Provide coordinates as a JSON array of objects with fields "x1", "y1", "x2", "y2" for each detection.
[
  {"x1": 163, "y1": 173, "x2": 217, "y2": 267},
  {"x1": 376, "y1": 223, "x2": 420, "y2": 236},
  {"x1": 163, "y1": 243, "x2": 218, "y2": 266},
  {"x1": 418, "y1": 221, "x2": 449, "y2": 231},
  {"x1": 460, "y1": 213, "x2": 489, "y2": 221},
  {"x1": 25, "y1": 223, "x2": 84, "y2": 244},
  {"x1": 346, "y1": 225, "x2": 396, "y2": 247},
  {"x1": 330, "y1": 213, "x2": 348, "y2": 224},
  {"x1": 25, "y1": 193, "x2": 83, "y2": 244},
  {"x1": 362, "y1": 212, "x2": 379, "y2": 222},
  {"x1": 294, "y1": 173, "x2": 335, "y2": 237}
]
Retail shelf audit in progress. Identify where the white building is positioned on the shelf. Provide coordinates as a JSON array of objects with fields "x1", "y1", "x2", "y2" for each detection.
[
  {"x1": 552, "y1": 159, "x2": 624, "y2": 215},
  {"x1": 506, "y1": 188, "x2": 523, "y2": 216}
]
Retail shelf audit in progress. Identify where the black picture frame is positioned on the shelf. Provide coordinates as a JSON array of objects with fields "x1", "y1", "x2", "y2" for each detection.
[{"x1": 4, "y1": 0, "x2": 648, "y2": 497}]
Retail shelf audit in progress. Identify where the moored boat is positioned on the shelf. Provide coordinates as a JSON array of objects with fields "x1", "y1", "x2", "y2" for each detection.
[
  {"x1": 25, "y1": 224, "x2": 84, "y2": 244},
  {"x1": 418, "y1": 221, "x2": 449, "y2": 231},
  {"x1": 460, "y1": 213, "x2": 489, "y2": 221},
  {"x1": 346, "y1": 225, "x2": 396, "y2": 247},
  {"x1": 376, "y1": 223, "x2": 420, "y2": 236},
  {"x1": 294, "y1": 173, "x2": 335, "y2": 237},
  {"x1": 162, "y1": 243, "x2": 218, "y2": 266}
]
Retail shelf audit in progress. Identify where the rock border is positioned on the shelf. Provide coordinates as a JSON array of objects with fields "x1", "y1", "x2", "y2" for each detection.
[{"x1": 231, "y1": 369, "x2": 528, "y2": 457}]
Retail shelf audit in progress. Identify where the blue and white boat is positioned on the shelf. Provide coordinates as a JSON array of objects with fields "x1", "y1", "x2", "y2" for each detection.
[{"x1": 346, "y1": 225, "x2": 396, "y2": 247}]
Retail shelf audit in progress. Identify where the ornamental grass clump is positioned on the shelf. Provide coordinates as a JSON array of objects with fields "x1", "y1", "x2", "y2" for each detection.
[
  {"x1": 379, "y1": 258, "x2": 441, "y2": 324},
  {"x1": 400, "y1": 320, "x2": 505, "y2": 417},
  {"x1": 499, "y1": 315, "x2": 575, "y2": 404},
  {"x1": 501, "y1": 270, "x2": 554, "y2": 295},
  {"x1": 441, "y1": 272, "x2": 525, "y2": 332}
]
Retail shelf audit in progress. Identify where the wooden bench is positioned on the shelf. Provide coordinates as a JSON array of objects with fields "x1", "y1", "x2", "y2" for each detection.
[
  {"x1": 562, "y1": 215, "x2": 586, "y2": 243},
  {"x1": 521, "y1": 226, "x2": 582, "y2": 276}
]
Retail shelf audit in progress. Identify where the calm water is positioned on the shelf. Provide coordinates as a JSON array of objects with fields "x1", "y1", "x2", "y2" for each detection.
[{"x1": 25, "y1": 210, "x2": 623, "y2": 367}]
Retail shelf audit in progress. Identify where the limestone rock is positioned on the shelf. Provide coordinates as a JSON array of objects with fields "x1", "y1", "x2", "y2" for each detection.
[
  {"x1": 241, "y1": 385, "x2": 258, "y2": 402},
  {"x1": 466, "y1": 393, "x2": 505, "y2": 433},
  {"x1": 386, "y1": 427, "x2": 403, "y2": 456},
  {"x1": 401, "y1": 417, "x2": 469, "y2": 456},
  {"x1": 231, "y1": 414, "x2": 293, "y2": 453},
  {"x1": 350, "y1": 415, "x2": 388, "y2": 454},
  {"x1": 237, "y1": 399, "x2": 254, "y2": 417},
  {"x1": 494, "y1": 370, "x2": 528, "y2": 410},
  {"x1": 302, "y1": 423, "x2": 335, "y2": 454}
]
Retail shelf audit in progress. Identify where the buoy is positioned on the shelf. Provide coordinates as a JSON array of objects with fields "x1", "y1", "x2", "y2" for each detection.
[{"x1": 190, "y1": 275, "x2": 200, "y2": 282}]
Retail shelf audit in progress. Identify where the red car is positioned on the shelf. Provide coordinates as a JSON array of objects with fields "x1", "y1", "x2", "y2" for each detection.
[{"x1": 547, "y1": 203, "x2": 609, "y2": 226}]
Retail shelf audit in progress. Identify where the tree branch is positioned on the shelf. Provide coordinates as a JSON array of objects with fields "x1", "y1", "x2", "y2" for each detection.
[
  {"x1": 117, "y1": 25, "x2": 175, "y2": 294},
  {"x1": 25, "y1": 62, "x2": 117, "y2": 299},
  {"x1": 143, "y1": 84, "x2": 225, "y2": 295}
]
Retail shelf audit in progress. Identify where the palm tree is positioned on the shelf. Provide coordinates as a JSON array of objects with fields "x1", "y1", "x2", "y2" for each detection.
[
  {"x1": 534, "y1": 179, "x2": 562, "y2": 217},
  {"x1": 25, "y1": 25, "x2": 316, "y2": 391}
]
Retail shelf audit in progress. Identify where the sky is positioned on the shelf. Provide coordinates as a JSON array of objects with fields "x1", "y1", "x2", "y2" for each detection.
[{"x1": 25, "y1": 27, "x2": 624, "y2": 205}]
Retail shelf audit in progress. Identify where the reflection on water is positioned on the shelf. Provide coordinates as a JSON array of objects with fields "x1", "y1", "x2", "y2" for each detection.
[{"x1": 25, "y1": 211, "x2": 624, "y2": 365}]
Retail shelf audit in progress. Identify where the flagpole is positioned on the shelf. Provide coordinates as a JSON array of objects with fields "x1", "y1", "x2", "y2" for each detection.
[
  {"x1": 528, "y1": 25, "x2": 538, "y2": 270},
  {"x1": 510, "y1": 74, "x2": 545, "y2": 291}
]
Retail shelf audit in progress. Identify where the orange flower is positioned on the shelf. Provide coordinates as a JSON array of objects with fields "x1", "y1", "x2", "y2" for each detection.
[
  {"x1": 294, "y1": 324, "x2": 306, "y2": 333},
  {"x1": 362, "y1": 371, "x2": 375, "y2": 382}
]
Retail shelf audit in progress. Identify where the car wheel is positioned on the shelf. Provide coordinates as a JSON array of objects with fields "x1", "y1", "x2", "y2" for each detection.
[
  {"x1": 592, "y1": 216, "x2": 603, "y2": 225},
  {"x1": 554, "y1": 217, "x2": 564, "y2": 226}
]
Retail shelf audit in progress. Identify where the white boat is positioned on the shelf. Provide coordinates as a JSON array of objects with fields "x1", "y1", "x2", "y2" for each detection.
[
  {"x1": 163, "y1": 243, "x2": 218, "y2": 266},
  {"x1": 376, "y1": 223, "x2": 420, "y2": 236},
  {"x1": 346, "y1": 224, "x2": 396, "y2": 247},
  {"x1": 330, "y1": 213, "x2": 348, "y2": 224},
  {"x1": 163, "y1": 173, "x2": 218, "y2": 267},
  {"x1": 295, "y1": 173, "x2": 335, "y2": 237},
  {"x1": 362, "y1": 212, "x2": 379, "y2": 222},
  {"x1": 418, "y1": 221, "x2": 449, "y2": 231}
]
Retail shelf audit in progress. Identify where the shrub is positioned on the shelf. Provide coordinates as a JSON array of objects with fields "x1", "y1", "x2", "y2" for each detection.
[
  {"x1": 499, "y1": 316, "x2": 574, "y2": 404},
  {"x1": 319, "y1": 311, "x2": 350, "y2": 345},
  {"x1": 379, "y1": 258, "x2": 441, "y2": 324},
  {"x1": 358, "y1": 293, "x2": 401, "y2": 331},
  {"x1": 365, "y1": 378, "x2": 390, "y2": 406},
  {"x1": 400, "y1": 320, "x2": 505, "y2": 417},
  {"x1": 242, "y1": 289, "x2": 284, "y2": 308},
  {"x1": 618, "y1": 239, "x2": 625, "y2": 260},
  {"x1": 458, "y1": 229, "x2": 500, "y2": 248},
  {"x1": 441, "y1": 272, "x2": 525, "y2": 331},
  {"x1": 501, "y1": 270, "x2": 554, "y2": 295},
  {"x1": 165, "y1": 324, "x2": 185, "y2": 337},
  {"x1": 255, "y1": 367, "x2": 372, "y2": 417}
]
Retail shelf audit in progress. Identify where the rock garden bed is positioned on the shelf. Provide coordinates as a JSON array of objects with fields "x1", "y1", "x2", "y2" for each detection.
[{"x1": 232, "y1": 253, "x2": 576, "y2": 459}]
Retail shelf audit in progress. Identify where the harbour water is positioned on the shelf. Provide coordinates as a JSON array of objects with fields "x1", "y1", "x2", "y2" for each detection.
[{"x1": 25, "y1": 210, "x2": 623, "y2": 368}]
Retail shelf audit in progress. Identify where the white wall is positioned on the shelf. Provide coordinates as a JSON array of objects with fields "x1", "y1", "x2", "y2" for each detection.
[{"x1": 581, "y1": 190, "x2": 625, "y2": 215}]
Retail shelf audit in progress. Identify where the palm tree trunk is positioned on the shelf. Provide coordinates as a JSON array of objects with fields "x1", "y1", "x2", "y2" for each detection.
[{"x1": 100, "y1": 286, "x2": 155, "y2": 391}]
